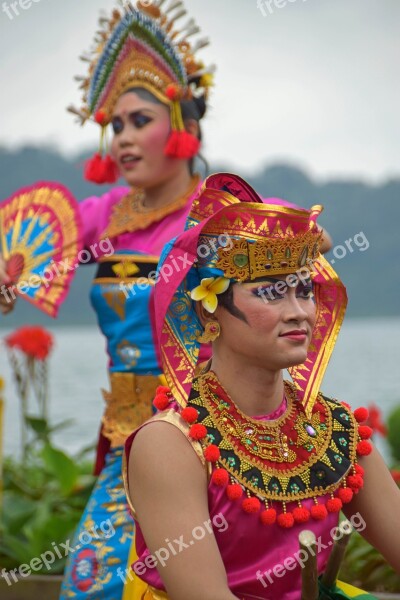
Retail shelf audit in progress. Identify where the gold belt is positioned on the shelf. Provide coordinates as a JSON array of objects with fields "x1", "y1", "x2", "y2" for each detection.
[{"x1": 101, "y1": 372, "x2": 165, "y2": 447}]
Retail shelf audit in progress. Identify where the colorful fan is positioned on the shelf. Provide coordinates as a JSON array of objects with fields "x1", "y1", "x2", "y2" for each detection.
[{"x1": 0, "y1": 182, "x2": 83, "y2": 317}]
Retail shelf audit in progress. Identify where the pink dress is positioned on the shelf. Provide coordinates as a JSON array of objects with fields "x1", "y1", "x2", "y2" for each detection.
[{"x1": 125, "y1": 389, "x2": 343, "y2": 600}]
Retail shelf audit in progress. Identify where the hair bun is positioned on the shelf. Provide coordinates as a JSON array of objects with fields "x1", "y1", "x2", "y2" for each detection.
[{"x1": 193, "y1": 94, "x2": 207, "y2": 120}]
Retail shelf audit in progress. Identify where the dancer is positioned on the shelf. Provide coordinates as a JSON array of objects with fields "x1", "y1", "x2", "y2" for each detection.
[{"x1": 125, "y1": 173, "x2": 400, "y2": 599}]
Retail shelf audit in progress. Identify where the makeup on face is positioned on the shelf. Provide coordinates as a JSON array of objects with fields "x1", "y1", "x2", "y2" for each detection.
[
  {"x1": 250, "y1": 276, "x2": 314, "y2": 302},
  {"x1": 111, "y1": 109, "x2": 156, "y2": 135}
]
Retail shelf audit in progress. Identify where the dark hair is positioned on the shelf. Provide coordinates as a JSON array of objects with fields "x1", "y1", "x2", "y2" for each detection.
[
  {"x1": 217, "y1": 283, "x2": 248, "y2": 323},
  {"x1": 124, "y1": 87, "x2": 208, "y2": 175}
]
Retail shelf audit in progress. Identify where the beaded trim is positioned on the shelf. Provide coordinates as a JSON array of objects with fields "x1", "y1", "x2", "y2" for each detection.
[{"x1": 151, "y1": 374, "x2": 373, "y2": 526}]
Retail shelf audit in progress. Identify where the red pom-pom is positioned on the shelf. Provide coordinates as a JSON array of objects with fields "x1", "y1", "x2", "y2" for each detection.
[
  {"x1": 204, "y1": 444, "x2": 220, "y2": 462},
  {"x1": 337, "y1": 487, "x2": 353, "y2": 504},
  {"x1": 211, "y1": 468, "x2": 229, "y2": 487},
  {"x1": 226, "y1": 484, "x2": 243, "y2": 500},
  {"x1": 94, "y1": 109, "x2": 107, "y2": 125},
  {"x1": 354, "y1": 464, "x2": 364, "y2": 476},
  {"x1": 165, "y1": 84, "x2": 183, "y2": 101},
  {"x1": 310, "y1": 504, "x2": 328, "y2": 520},
  {"x1": 358, "y1": 425, "x2": 373, "y2": 440},
  {"x1": 277, "y1": 512, "x2": 295, "y2": 528},
  {"x1": 346, "y1": 474, "x2": 364, "y2": 491},
  {"x1": 326, "y1": 498, "x2": 343, "y2": 513},
  {"x1": 293, "y1": 507, "x2": 310, "y2": 523},
  {"x1": 354, "y1": 407, "x2": 369, "y2": 423},
  {"x1": 153, "y1": 393, "x2": 170, "y2": 411},
  {"x1": 164, "y1": 130, "x2": 201, "y2": 159},
  {"x1": 341, "y1": 401, "x2": 351, "y2": 410},
  {"x1": 84, "y1": 153, "x2": 119, "y2": 184},
  {"x1": 156, "y1": 385, "x2": 170, "y2": 395},
  {"x1": 189, "y1": 423, "x2": 207, "y2": 440},
  {"x1": 242, "y1": 497, "x2": 261, "y2": 514},
  {"x1": 181, "y1": 407, "x2": 199, "y2": 424},
  {"x1": 357, "y1": 440, "x2": 372, "y2": 456},
  {"x1": 260, "y1": 508, "x2": 277, "y2": 525}
]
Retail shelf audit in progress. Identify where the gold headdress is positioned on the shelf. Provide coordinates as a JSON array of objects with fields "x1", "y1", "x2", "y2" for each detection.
[{"x1": 68, "y1": 0, "x2": 215, "y2": 183}]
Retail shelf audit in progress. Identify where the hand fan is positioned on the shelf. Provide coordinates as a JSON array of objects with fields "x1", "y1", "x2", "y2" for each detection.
[{"x1": 0, "y1": 182, "x2": 83, "y2": 317}]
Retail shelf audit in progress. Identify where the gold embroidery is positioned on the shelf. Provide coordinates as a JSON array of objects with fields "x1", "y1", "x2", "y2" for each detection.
[
  {"x1": 101, "y1": 175, "x2": 200, "y2": 239},
  {"x1": 102, "y1": 372, "x2": 161, "y2": 447}
]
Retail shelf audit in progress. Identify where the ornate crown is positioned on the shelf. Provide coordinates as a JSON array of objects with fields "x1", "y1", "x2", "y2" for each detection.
[
  {"x1": 215, "y1": 227, "x2": 322, "y2": 281},
  {"x1": 68, "y1": 0, "x2": 214, "y2": 126}
]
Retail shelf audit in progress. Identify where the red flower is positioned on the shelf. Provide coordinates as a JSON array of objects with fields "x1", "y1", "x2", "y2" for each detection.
[
  {"x1": 5, "y1": 326, "x2": 53, "y2": 360},
  {"x1": 365, "y1": 404, "x2": 387, "y2": 437}
]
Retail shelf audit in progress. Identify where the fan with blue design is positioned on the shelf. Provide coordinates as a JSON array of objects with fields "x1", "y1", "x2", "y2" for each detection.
[{"x1": 0, "y1": 182, "x2": 83, "y2": 317}]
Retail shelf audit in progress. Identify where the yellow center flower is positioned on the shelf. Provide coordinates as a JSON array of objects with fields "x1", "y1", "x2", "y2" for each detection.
[{"x1": 190, "y1": 277, "x2": 230, "y2": 313}]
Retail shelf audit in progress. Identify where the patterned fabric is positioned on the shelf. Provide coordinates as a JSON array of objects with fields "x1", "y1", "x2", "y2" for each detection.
[{"x1": 60, "y1": 448, "x2": 133, "y2": 599}]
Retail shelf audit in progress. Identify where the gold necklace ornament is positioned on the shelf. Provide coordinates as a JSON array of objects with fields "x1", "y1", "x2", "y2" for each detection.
[
  {"x1": 172, "y1": 372, "x2": 373, "y2": 528},
  {"x1": 101, "y1": 174, "x2": 200, "y2": 238}
]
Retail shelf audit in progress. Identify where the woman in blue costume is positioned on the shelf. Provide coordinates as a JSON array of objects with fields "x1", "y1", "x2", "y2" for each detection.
[{"x1": 0, "y1": 1, "x2": 215, "y2": 597}]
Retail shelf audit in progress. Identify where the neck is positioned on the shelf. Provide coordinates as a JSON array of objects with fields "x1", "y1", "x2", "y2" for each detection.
[
  {"x1": 210, "y1": 351, "x2": 285, "y2": 417},
  {"x1": 142, "y1": 167, "x2": 194, "y2": 209}
]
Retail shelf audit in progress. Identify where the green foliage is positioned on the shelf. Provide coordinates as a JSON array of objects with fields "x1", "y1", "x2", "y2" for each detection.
[
  {"x1": 339, "y1": 531, "x2": 400, "y2": 592},
  {"x1": 0, "y1": 429, "x2": 95, "y2": 574},
  {"x1": 387, "y1": 406, "x2": 400, "y2": 462}
]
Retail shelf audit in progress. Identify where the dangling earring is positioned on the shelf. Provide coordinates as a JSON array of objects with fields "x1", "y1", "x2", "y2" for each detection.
[{"x1": 197, "y1": 321, "x2": 221, "y2": 343}]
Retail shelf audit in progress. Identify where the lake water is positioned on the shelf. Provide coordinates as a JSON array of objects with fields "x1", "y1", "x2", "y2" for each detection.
[{"x1": 1, "y1": 319, "x2": 399, "y2": 463}]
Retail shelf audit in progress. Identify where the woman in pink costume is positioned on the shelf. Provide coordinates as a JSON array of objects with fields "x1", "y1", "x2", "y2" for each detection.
[{"x1": 124, "y1": 173, "x2": 400, "y2": 599}]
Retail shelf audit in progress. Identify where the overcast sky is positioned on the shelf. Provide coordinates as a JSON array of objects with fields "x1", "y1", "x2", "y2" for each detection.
[{"x1": 0, "y1": 0, "x2": 399, "y2": 181}]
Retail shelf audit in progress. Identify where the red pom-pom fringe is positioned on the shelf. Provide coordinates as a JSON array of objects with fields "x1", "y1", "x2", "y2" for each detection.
[
  {"x1": 211, "y1": 468, "x2": 229, "y2": 487},
  {"x1": 357, "y1": 440, "x2": 372, "y2": 456},
  {"x1": 277, "y1": 512, "x2": 295, "y2": 528},
  {"x1": 156, "y1": 386, "x2": 170, "y2": 395},
  {"x1": 337, "y1": 487, "x2": 353, "y2": 504},
  {"x1": 164, "y1": 131, "x2": 201, "y2": 159},
  {"x1": 293, "y1": 507, "x2": 310, "y2": 523},
  {"x1": 204, "y1": 444, "x2": 220, "y2": 462},
  {"x1": 346, "y1": 474, "x2": 364, "y2": 491},
  {"x1": 189, "y1": 423, "x2": 207, "y2": 440},
  {"x1": 310, "y1": 504, "x2": 328, "y2": 520},
  {"x1": 84, "y1": 153, "x2": 119, "y2": 184},
  {"x1": 358, "y1": 425, "x2": 373, "y2": 439},
  {"x1": 226, "y1": 484, "x2": 243, "y2": 500},
  {"x1": 326, "y1": 498, "x2": 343, "y2": 513},
  {"x1": 153, "y1": 393, "x2": 170, "y2": 411},
  {"x1": 181, "y1": 407, "x2": 199, "y2": 424},
  {"x1": 354, "y1": 407, "x2": 369, "y2": 423},
  {"x1": 242, "y1": 497, "x2": 261, "y2": 514},
  {"x1": 354, "y1": 464, "x2": 364, "y2": 476},
  {"x1": 260, "y1": 508, "x2": 277, "y2": 525}
]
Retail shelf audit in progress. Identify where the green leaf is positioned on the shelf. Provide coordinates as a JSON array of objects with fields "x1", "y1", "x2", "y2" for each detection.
[{"x1": 40, "y1": 443, "x2": 79, "y2": 494}]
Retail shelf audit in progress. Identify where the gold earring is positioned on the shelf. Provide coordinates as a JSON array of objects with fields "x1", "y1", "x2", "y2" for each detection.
[{"x1": 197, "y1": 321, "x2": 221, "y2": 343}]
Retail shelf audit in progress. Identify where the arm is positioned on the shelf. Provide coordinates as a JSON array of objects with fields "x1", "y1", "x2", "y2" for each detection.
[
  {"x1": 128, "y1": 422, "x2": 239, "y2": 600},
  {"x1": 343, "y1": 445, "x2": 400, "y2": 572}
]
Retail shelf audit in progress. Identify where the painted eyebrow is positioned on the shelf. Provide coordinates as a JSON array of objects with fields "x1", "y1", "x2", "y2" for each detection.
[{"x1": 111, "y1": 109, "x2": 157, "y2": 119}]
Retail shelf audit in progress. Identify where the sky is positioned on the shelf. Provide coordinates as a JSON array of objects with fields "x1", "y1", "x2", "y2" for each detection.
[{"x1": 0, "y1": 0, "x2": 399, "y2": 181}]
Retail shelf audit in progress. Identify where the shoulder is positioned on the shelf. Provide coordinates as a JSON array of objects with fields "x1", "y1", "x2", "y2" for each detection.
[{"x1": 130, "y1": 409, "x2": 206, "y2": 470}]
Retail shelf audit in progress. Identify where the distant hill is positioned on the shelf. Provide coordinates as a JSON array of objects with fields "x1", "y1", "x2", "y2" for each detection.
[{"x1": 0, "y1": 145, "x2": 399, "y2": 326}]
